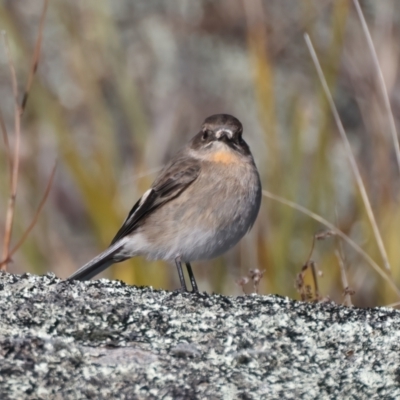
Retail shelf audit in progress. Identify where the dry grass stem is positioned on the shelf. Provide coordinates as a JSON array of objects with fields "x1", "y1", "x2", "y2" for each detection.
[
  {"x1": 262, "y1": 189, "x2": 400, "y2": 298},
  {"x1": 1, "y1": 0, "x2": 49, "y2": 270},
  {"x1": 1, "y1": 32, "x2": 22, "y2": 271},
  {"x1": 335, "y1": 250, "x2": 353, "y2": 306},
  {"x1": 385, "y1": 301, "x2": 400, "y2": 309},
  {"x1": 0, "y1": 109, "x2": 12, "y2": 181},
  {"x1": 353, "y1": 0, "x2": 400, "y2": 175},
  {"x1": 21, "y1": 0, "x2": 49, "y2": 113},
  {"x1": 235, "y1": 276, "x2": 250, "y2": 295},
  {"x1": 304, "y1": 33, "x2": 391, "y2": 272},
  {"x1": 249, "y1": 269, "x2": 265, "y2": 294},
  {"x1": 304, "y1": 235, "x2": 316, "y2": 267},
  {"x1": 309, "y1": 261, "x2": 319, "y2": 300},
  {"x1": 296, "y1": 261, "x2": 319, "y2": 302},
  {"x1": 299, "y1": 231, "x2": 332, "y2": 302},
  {"x1": 7, "y1": 161, "x2": 57, "y2": 261},
  {"x1": 236, "y1": 269, "x2": 265, "y2": 294},
  {"x1": 305, "y1": 230, "x2": 335, "y2": 267}
]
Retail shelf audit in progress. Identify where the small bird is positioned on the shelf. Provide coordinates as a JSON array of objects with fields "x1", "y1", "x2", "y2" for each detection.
[{"x1": 68, "y1": 114, "x2": 262, "y2": 292}]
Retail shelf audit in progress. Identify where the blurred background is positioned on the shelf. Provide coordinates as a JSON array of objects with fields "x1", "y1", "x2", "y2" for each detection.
[{"x1": 0, "y1": 0, "x2": 400, "y2": 306}]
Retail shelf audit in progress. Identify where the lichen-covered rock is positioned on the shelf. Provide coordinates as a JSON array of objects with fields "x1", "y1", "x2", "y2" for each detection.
[{"x1": 0, "y1": 272, "x2": 400, "y2": 399}]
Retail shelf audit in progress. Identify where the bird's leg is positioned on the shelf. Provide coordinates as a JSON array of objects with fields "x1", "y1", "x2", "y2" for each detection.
[
  {"x1": 175, "y1": 256, "x2": 188, "y2": 292},
  {"x1": 185, "y1": 263, "x2": 199, "y2": 292}
]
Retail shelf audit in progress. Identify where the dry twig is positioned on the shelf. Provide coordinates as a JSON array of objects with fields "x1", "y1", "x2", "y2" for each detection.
[
  {"x1": 249, "y1": 269, "x2": 265, "y2": 294},
  {"x1": 0, "y1": 109, "x2": 12, "y2": 180},
  {"x1": 0, "y1": 0, "x2": 50, "y2": 271},
  {"x1": 21, "y1": 0, "x2": 49, "y2": 113},
  {"x1": 297, "y1": 231, "x2": 333, "y2": 301},
  {"x1": 296, "y1": 262, "x2": 320, "y2": 302},
  {"x1": 262, "y1": 190, "x2": 400, "y2": 298},
  {"x1": 1, "y1": 32, "x2": 22, "y2": 271},
  {"x1": 7, "y1": 161, "x2": 57, "y2": 263},
  {"x1": 335, "y1": 250, "x2": 353, "y2": 307}
]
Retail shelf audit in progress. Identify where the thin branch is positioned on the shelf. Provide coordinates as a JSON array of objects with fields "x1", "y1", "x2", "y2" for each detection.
[
  {"x1": 262, "y1": 190, "x2": 400, "y2": 298},
  {"x1": 353, "y1": 0, "x2": 400, "y2": 175},
  {"x1": 334, "y1": 209, "x2": 353, "y2": 307},
  {"x1": 305, "y1": 230, "x2": 335, "y2": 267},
  {"x1": 304, "y1": 33, "x2": 391, "y2": 272},
  {"x1": 335, "y1": 250, "x2": 353, "y2": 307},
  {"x1": 385, "y1": 301, "x2": 400, "y2": 309},
  {"x1": 304, "y1": 235, "x2": 316, "y2": 267},
  {"x1": 310, "y1": 261, "x2": 320, "y2": 301},
  {"x1": 7, "y1": 161, "x2": 57, "y2": 260},
  {"x1": 1, "y1": 32, "x2": 22, "y2": 271},
  {"x1": 21, "y1": 0, "x2": 49, "y2": 113},
  {"x1": 0, "y1": 108, "x2": 12, "y2": 182}
]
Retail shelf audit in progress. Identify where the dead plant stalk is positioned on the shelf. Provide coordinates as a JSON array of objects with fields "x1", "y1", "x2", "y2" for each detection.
[
  {"x1": 352, "y1": 0, "x2": 400, "y2": 175},
  {"x1": 0, "y1": 0, "x2": 49, "y2": 270},
  {"x1": 1, "y1": 33, "x2": 21, "y2": 271},
  {"x1": 304, "y1": 33, "x2": 391, "y2": 272},
  {"x1": 262, "y1": 190, "x2": 400, "y2": 298}
]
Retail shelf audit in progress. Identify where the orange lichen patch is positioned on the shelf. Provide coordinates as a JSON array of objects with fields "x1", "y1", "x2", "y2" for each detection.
[{"x1": 209, "y1": 150, "x2": 238, "y2": 164}]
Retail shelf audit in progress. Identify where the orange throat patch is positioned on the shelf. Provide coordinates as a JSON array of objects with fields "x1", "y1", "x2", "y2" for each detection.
[{"x1": 209, "y1": 149, "x2": 238, "y2": 164}]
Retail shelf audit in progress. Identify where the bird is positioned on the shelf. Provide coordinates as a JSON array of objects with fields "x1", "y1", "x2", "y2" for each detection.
[{"x1": 67, "y1": 114, "x2": 262, "y2": 292}]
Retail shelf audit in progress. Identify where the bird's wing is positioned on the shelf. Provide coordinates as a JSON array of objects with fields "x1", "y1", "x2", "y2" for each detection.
[{"x1": 110, "y1": 157, "x2": 201, "y2": 244}]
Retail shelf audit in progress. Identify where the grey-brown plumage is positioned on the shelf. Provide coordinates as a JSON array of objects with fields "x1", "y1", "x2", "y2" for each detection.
[{"x1": 68, "y1": 114, "x2": 262, "y2": 291}]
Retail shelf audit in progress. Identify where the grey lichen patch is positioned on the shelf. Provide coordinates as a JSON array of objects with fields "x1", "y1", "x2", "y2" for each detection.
[
  {"x1": 1, "y1": 272, "x2": 400, "y2": 399},
  {"x1": 170, "y1": 342, "x2": 202, "y2": 358}
]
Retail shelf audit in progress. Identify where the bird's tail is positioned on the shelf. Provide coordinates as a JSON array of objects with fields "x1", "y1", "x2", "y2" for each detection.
[{"x1": 67, "y1": 240, "x2": 125, "y2": 281}]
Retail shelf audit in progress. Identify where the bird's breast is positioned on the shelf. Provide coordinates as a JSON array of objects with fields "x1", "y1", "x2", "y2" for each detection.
[{"x1": 137, "y1": 156, "x2": 261, "y2": 262}]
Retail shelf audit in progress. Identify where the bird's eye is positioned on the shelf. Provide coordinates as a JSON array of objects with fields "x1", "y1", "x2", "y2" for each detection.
[{"x1": 202, "y1": 130, "x2": 211, "y2": 140}]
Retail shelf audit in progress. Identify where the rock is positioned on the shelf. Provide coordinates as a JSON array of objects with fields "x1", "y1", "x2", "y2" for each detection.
[{"x1": 1, "y1": 272, "x2": 400, "y2": 399}]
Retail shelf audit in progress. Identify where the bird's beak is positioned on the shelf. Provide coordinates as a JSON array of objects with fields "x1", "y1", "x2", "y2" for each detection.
[{"x1": 215, "y1": 129, "x2": 233, "y2": 140}]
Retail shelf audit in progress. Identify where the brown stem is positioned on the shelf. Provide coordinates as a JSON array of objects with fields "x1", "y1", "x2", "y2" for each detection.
[
  {"x1": 21, "y1": 0, "x2": 49, "y2": 113},
  {"x1": 1, "y1": 33, "x2": 21, "y2": 272}
]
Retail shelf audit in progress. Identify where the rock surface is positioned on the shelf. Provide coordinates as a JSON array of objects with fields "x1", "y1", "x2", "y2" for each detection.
[{"x1": 0, "y1": 273, "x2": 400, "y2": 399}]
